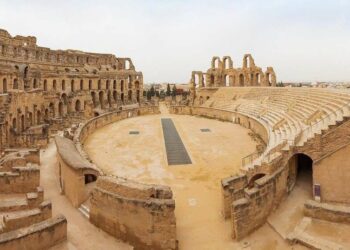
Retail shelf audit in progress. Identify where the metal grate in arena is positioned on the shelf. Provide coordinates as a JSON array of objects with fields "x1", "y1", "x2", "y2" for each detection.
[
  {"x1": 200, "y1": 128, "x2": 211, "y2": 132},
  {"x1": 161, "y1": 118, "x2": 192, "y2": 165},
  {"x1": 129, "y1": 131, "x2": 140, "y2": 135}
]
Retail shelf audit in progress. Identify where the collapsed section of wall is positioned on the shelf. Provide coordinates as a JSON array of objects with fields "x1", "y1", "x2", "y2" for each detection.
[{"x1": 90, "y1": 176, "x2": 177, "y2": 250}]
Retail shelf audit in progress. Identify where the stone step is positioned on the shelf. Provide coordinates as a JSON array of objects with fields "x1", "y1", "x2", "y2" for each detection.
[
  {"x1": 78, "y1": 204, "x2": 90, "y2": 219},
  {"x1": 0, "y1": 195, "x2": 28, "y2": 212}
]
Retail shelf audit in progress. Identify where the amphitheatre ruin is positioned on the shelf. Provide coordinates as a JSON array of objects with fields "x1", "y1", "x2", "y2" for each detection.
[{"x1": 1, "y1": 27, "x2": 350, "y2": 250}]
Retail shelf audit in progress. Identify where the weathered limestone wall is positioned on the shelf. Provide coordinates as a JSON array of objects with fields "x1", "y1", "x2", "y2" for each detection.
[
  {"x1": 304, "y1": 200, "x2": 350, "y2": 224},
  {"x1": 170, "y1": 105, "x2": 268, "y2": 144},
  {"x1": 56, "y1": 106, "x2": 159, "y2": 207},
  {"x1": 90, "y1": 176, "x2": 177, "y2": 250},
  {"x1": 0, "y1": 166, "x2": 40, "y2": 193},
  {"x1": 312, "y1": 139, "x2": 350, "y2": 204},
  {"x1": 0, "y1": 215, "x2": 67, "y2": 250}
]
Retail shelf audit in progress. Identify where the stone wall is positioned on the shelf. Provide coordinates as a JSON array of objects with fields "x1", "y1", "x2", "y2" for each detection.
[
  {"x1": 0, "y1": 215, "x2": 67, "y2": 250},
  {"x1": 0, "y1": 166, "x2": 40, "y2": 193},
  {"x1": 90, "y1": 176, "x2": 177, "y2": 250},
  {"x1": 0, "y1": 28, "x2": 144, "y2": 153}
]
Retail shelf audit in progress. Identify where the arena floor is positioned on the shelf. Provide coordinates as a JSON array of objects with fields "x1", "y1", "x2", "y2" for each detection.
[{"x1": 84, "y1": 111, "x2": 258, "y2": 249}]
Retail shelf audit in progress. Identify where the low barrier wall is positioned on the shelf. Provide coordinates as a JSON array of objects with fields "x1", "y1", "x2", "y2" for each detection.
[{"x1": 90, "y1": 176, "x2": 177, "y2": 250}]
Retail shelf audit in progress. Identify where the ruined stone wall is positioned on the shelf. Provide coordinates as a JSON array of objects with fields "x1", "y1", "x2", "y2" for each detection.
[
  {"x1": 0, "y1": 28, "x2": 144, "y2": 152},
  {"x1": 0, "y1": 215, "x2": 67, "y2": 250},
  {"x1": 0, "y1": 166, "x2": 40, "y2": 194},
  {"x1": 90, "y1": 176, "x2": 177, "y2": 250},
  {"x1": 189, "y1": 55, "x2": 276, "y2": 101}
]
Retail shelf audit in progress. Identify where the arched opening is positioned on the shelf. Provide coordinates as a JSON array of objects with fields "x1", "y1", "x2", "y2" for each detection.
[
  {"x1": 91, "y1": 92, "x2": 97, "y2": 107},
  {"x1": 3, "y1": 78, "x2": 7, "y2": 93},
  {"x1": 99, "y1": 91, "x2": 104, "y2": 108},
  {"x1": 33, "y1": 78, "x2": 38, "y2": 88},
  {"x1": 267, "y1": 73, "x2": 272, "y2": 86},
  {"x1": 71, "y1": 79, "x2": 75, "y2": 92},
  {"x1": 107, "y1": 91, "x2": 112, "y2": 107},
  {"x1": 53, "y1": 80, "x2": 57, "y2": 90},
  {"x1": 44, "y1": 109, "x2": 49, "y2": 121},
  {"x1": 224, "y1": 58, "x2": 230, "y2": 69},
  {"x1": 128, "y1": 90, "x2": 132, "y2": 101},
  {"x1": 80, "y1": 79, "x2": 84, "y2": 90},
  {"x1": 89, "y1": 80, "x2": 92, "y2": 90},
  {"x1": 62, "y1": 80, "x2": 66, "y2": 91},
  {"x1": 58, "y1": 102, "x2": 64, "y2": 117},
  {"x1": 136, "y1": 90, "x2": 140, "y2": 103},
  {"x1": 135, "y1": 81, "x2": 140, "y2": 89},
  {"x1": 43, "y1": 79, "x2": 47, "y2": 91},
  {"x1": 113, "y1": 91, "x2": 118, "y2": 102},
  {"x1": 125, "y1": 60, "x2": 130, "y2": 70},
  {"x1": 85, "y1": 174, "x2": 97, "y2": 184},
  {"x1": 199, "y1": 96, "x2": 204, "y2": 105},
  {"x1": 250, "y1": 73, "x2": 254, "y2": 85},
  {"x1": 121, "y1": 93, "x2": 124, "y2": 103},
  {"x1": 98, "y1": 80, "x2": 101, "y2": 90},
  {"x1": 113, "y1": 80, "x2": 117, "y2": 89},
  {"x1": 20, "y1": 114, "x2": 25, "y2": 132},
  {"x1": 210, "y1": 74, "x2": 214, "y2": 85},
  {"x1": 106, "y1": 80, "x2": 110, "y2": 90},
  {"x1": 248, "y1": 173, "x2": 266, "y2": 189},
  {"x1": 194, "y1": 74, "x2": 199, "y2": 87},
  {"x1": 214, "y1": 59, "x2": 219, "y2": 68},
  {"x1": 239, "y1": 74, "x2": 244, "y2": 86},
  {"x1": 28, "y1": 112, "x2": 33, "y2": 126},
  {"x1": 255, "y1": 73, "x2": 260, "y2": 85},
  {"x1": 225, "y1": 75, "x2": 230, "y2": 87},
  {"x1": 128, "y1": 76, "x2": 132, "y2": 89},
  {"x1": 75, "y1": 99, "x2": 81, "y2": 112},
  {"x1": 36, "y1": 110, "x2": 41, "y2": 124},
  {"x1": 12, "y1": 118, "x2": 17, "y2": 132},
  {"x1": 13, "y1": 78, "x2": 18, "y2": 89},
  {"x1": 49, "y1": 103, "x2": 55, "y2": 118},
  {"x1": 287, "y1": 153, "x2": 313, "y2": 195}
]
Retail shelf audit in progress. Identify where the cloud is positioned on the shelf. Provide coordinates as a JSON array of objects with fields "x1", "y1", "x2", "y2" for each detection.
[{"x1": 0, "y1": 0, "x2": 349, "y2": 82}]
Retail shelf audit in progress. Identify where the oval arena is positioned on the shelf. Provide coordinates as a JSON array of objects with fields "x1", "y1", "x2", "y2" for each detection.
[{"x1": 1, "y1": 29, "x2": 350, "y2": 250}]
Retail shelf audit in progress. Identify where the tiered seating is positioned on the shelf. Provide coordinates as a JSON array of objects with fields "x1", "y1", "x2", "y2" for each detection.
[
  {"x1": 0, "y1": 150, "x2": 67, "y2": 249},
  {"x1": 201, "y1": 87, "x2": 350, "y2": 171}
]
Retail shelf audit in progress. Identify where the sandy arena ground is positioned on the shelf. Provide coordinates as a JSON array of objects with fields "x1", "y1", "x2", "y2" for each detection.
[{"x1": 82, "y1": 105, "x2": 308, "y2": 250}]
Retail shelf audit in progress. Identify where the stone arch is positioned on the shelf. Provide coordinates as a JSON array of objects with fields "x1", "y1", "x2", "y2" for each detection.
[
  {"x1": 243, "y1": 54, "x2": 255, "y2": 68},
  {"x1": 62, "y1": 80, "x2": 66, "y2": 91},
  {"x1": 3, "y1": 78, "x2": 7, "y2": 93},
  {"x1": 225, "y1": 75, "x2": 230, "y2": 87},
  {"x1": 75, "y1": 99, "x2": 81, "y2": 112},
  {"x1": 99, "y1": 91, "x2": 104, "y2": 108},
  {"x1": 91, "y1": 92, "x2": 97, "y2": 107},
  {"x1": 89, "y1": 80, "x2": 92, "y2": 90},
  {"x1": 20, "y1": 114, "x2": 25, "y2": 132},
  {"x1": 107, "y1": 90, "x2": 112, "y2": 107},
  {"x1": 128, "y1": 90, "x2": 132, "y2": 101},
  {"x1": 136, "y1": 90, "x2": 140, "y2": 103},
  {"x1": 98, "y1": 80, "x2": 101, "y2": 90},
  {"x1": 49, "y1": 102, "x2": 55, "y2": 118},
  {"x1": 80, "y1": 79, "x2": 84, "y2": 90},
  {"x1": 84, "y1": 174, "x2": 97, "y2": 184},
  {"x1": 135, "y1": 81, "x2": 140, "y2": 89},
  {"x1": 239, "y1": 74, "x2": 244, "y2": 86},
  {"x1": 28, "y1": 112, "x2": 33, "y2": 126},
  {"x1": 36, "y1": 110, "x2": 41, "y2": 124},
  {"x1": 248, "y1": 173, "x2": 266, "y2": 189},
  {"x1": 43, "y1": 79, "x2": 47, "y2": 91},
  {"x1": 211, "y1": 56, "x2": 221, "y2": 69},
  {"x1": 287, "y1": 153, "x2": 313, "y2": 194},
  {"x1": 53, "y1": 79, "x2": 57, "y2": 90},
  {"x1": 71, "y1": 79, "x2": 75, "y2": 92},
  {"x1": 255, "y1": 73, "x2": 261, "y2": 85},
  {"x1": 106, "y1": 80, "x2": 110, "y2": 90},
  {"x1": 113, "y1": 80, "x2": 117, "y2": 89},
  {"x1": 210, "y1": 74, "x2": 215, "y2": 85},
  {"x1": 58, "y1": 102, "x2": 64, "y2": 117},
  {"x1": 33, "y1": 78, "x2": 38, "y2": 88},
  {"x1": 121, "y1": 80, "x2": 124, "y2": 92},
  {"x1": 121, "y1": 93, "x2": 124, "y2": 103},
  {"x1": 223, "y1": 56, "x2": 233, "y2": 69},
  {"x1": 113, "y1": 90, "x2": 118, "y2": 102},
  {"x1": 128, "y1": 76, "x2": 132, "y2": 89}
]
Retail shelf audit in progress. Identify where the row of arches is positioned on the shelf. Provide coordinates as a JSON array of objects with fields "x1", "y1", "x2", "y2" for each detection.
[
  {"x1": 1, "y1": 77, "x2": 142, "y2": 93},
  {"x1": 90, "y1": 89, "x2": 141, "y2": 108}
]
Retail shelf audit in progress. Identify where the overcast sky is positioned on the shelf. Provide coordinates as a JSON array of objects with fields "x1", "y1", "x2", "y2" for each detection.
[{"x1": 1, "y1": 0, "x2": 349, "y2": 83}]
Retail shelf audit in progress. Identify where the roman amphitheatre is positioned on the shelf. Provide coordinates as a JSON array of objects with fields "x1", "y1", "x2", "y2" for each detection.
[{"x1": 1, "y1": 27, "x2": 350, "y2": 250}]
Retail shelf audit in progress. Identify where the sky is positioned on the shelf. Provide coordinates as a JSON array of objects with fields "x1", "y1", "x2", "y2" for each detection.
[{"x1": 0, "y1": 0, "x2": 349, "y2": 83}]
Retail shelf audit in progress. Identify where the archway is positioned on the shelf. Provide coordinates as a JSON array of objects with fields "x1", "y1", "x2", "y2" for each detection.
[
  {"x1": 59, "y1": 102, "x2": 64, "y2": 117},
  {"x1": 75, "y1": 99, "x2": 81, "y2": 112},
  {"x1": 121, "y1": 93, "x2": 124, "y2": 103},
  {"x1": 248, "y1": 173, "x2": 266, "y2": 189},
  {"x1": 91, "y1": 92, "x2": 97, "y2": 107},
  {"x1": 287, "y1": 153, "x2": 313, "y2": 195},
  {"x1": 225, "y1": 75, "x2": 230, "y2": 87},
  {"x1": 99, "y1": 91, "x2": 104, "y2": 108},
  {"x1": 136, "y1": 90, "x2": 140, "y2": 103},
  {"x1": 239, "y1": 74, "x2": 244, "y2": 86},
  {"x1": 128, "y1": 90, "x2": 132, "y2": 101},
  {"x1": 3, "y1": 78, "x2": 7, "y2": 93},
  {"x1": 85, "y1": 174, "x2": 97, "y2": 184}
]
